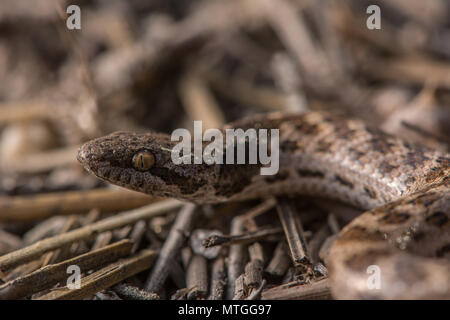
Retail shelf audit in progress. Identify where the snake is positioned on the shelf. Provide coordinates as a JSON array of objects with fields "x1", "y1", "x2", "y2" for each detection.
[{"x1": 77, "y1": 111, "x2": 450, "y2": 299}]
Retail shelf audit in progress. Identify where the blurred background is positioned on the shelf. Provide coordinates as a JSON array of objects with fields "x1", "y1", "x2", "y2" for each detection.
[{"x1": 1, "y1": 0, "x2": 450, "y2": 195}]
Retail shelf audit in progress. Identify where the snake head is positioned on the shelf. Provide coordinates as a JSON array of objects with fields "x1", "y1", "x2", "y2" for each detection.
[{"x1": 77, "y1": 131, "x2": 250, "y2": 202}]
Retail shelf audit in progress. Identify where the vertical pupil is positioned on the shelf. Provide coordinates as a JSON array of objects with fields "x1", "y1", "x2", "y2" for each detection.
[{"x1": 140, "y1": 154, "x2": 144, "y2": 169}]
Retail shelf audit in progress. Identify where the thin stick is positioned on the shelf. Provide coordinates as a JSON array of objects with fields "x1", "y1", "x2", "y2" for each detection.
[
  {"x1": 203, "y1": 227, "x2": 282, "y2": 248},
  {"x1": 226, "y1": 216, "x2": 248, "y2": 299},
  {"x1": 261, "y1": 278, "x2": 331, "y2": 300},
  {"x1": 113, "y1": 283, "x2": 160, "y2": 300},
  {"x1": 186, "y1": 254, "x2": 208, "y2": 300},
  {"x1": 129, "y1": 220, "x2": 147, "y2": 254},
  {"x1": 145, "y1": 203, "x2": 197, "y2": 293},
  {"x1": 265, "y1": 242, "x2": 291, "y2": 277},
  {"x1": 179, "y1": 72, "x2": 225, "y2": 130},
  {"x1": 276, "y1": 198, "x2": 311, "y2": 267},
  {"x1": 0, "y1": 188, "x2": 160, "y2": 222},
  {"x1": 36, "y1": 249, "x2": 156, "y2": 300},
  {"x1": 208, "y1": 256, "x2": 226, "y2": 300},
  {"x1": 244, "y1": 260, "x2": 263, "y2": 291},
  {"x1": 232, "y1": 274, "x2": 247, "y2": 300},
  {"x1": 2, "y1": 145, "x2": 81, "y2": 174},
  {"x1": 308, "y1": 223, "x2": 331, "y2": 264},
  {"x1": 0, "y1": 199, "x2": 182, "y2": 271},
  {"x1": 0, "y1": 240, "x2": 133, "y2": 300}
]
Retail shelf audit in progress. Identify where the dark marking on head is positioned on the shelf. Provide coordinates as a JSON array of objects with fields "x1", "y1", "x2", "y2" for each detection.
[
  {"x1": 344, "y1": 249, "x2": 389, "y2": 270},
  {"x1": 348, "y1": 147, "x2": 365, "y2": 161},
  {"x1": 369, "y1": 137, "x2": 395, "y2": 154},
  {"x1": 337, "y1": 226, "x2": 385, "y2": 243},
  {"x1": 150, "y1": 167, "x2": 205, "y2": 195},
  {"x1": 378, "y1": 162, "x2": 399, "y2": 174},
  {"x1": 214, "y1": 164, "x2": 260, "y2": 197},
  {"x1": 314, "y1": 139, "x2": 333, "y2": 153},
  {"x1": 378, "y1": 211, "x2": 411, "y2": 224},
  {"x1": 335, "y1": 175, "x2": 354, "y2": 189},
  {"x1": 405, "y1": 152, "x2": 430, "y2": 170},
  {"x1": 364, "y1": 186, "x2": 377, "y2": 199},
  {"x1": 297, "y1": 169, "x2": 325, "y2": 178},
  {"x1": 412, "y1": 230, "x2": 425, "y2": 241},
  {"x1": 436, "y1": 156, "x2": 450, "y2": 166},
  {"x1": 424, "y1": 166, "x2": 448, "y2": 184},
  {"x1": 293, "y1": 121, "x2": 320, "y2": 135}
]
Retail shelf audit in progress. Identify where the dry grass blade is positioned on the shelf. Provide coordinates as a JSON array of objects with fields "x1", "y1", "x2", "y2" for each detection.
[{"x1": 0, "y1": 199, "x2": 182, "y2": 271}]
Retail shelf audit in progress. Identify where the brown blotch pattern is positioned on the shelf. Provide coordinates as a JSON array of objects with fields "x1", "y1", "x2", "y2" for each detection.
[
  {"x1": 297, "y1": 169, "x2": 325, "y2": 178},
  {"x1": 378, "y1": 211, "x2": 411, "y2": 225},
  {"x1": 364, "y1": 186, "x2": 377, "y2": 199},
  {"x1": 335, "y1": 175, "x2": 354, "y2": 189},
  {"x1": 338, "y1": 226, "x2": 385, "y2": 243}
]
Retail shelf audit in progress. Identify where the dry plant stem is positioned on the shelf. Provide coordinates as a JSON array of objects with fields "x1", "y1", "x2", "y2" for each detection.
[
  {"x1": 366, "y1": 55, "x2": 450, "y2": 88},
  {"x1": 208, "y1": 256, "x2": 226, "y2": 300},
  {"x1": 186, "y1": 254, "x2": 208, "y2": 300},
  {"x1": 204, "y1": 70, "x2": 288, "y2": 112},
  {"x1": 276, "y1": 198, "x2": 311, "y2": 267},
  {"x1": 327, "y1": 213, "x2": 340, "y2": 234},
  {"x1": 307, "y1": 223, "x2": 331, "y2": 264},
  {"x1": 401, "y1": 121, "x2": 450, "y2": 147},
  {"x1": 0, "y1": 230, "x2": 23, "y2": 255},
  {"x1": 265, "y1": 242, "x2": 291, "y2": 277},
  {"x1": 91, "y1": 231, "x2": 113, "y2": 251},
  {"x1": 248, "y1": 242, "x2": 265, "y2": 263},
  {"x1": 319, "y1": 235, "x2": 338, "y2": 264},
  {"x1": 41, "y1": 215, "x2": 79, "y2": 267},
  {"x1": 169, "y1": 259, "x2": 187, "y2": 289},
  {"x1": 0, "y1": 188, "x2": 160, "y2": 223},
  {"x1": 8, "y1": 216, "x2": 79, "y2": 280},
  {"x1": 203, "y1": 227, "x2": 282, "y2": 248},
  {"x1": 92, "y1": 0, "x2": 266, "y2": 96},
  {"x1": 178, "y1": 72, "x2": 225, "y2": 130},
  {"x1": 244, "y1": 260, "x2": 263, "y2": 290},
  {"x1": 114, "y1": 283, "x2": 159, "y2": 300},
  {"x1": 261, "y1": 278, "x2": 331, "y2": 300},
  {"x1": 145, "y1": 203, "x2": 197, "y2": 293},
  {"x1": 271, "y1": 53, "x2": 308, "y2": 113},
  {"x1": 0, "y1": 199, "x2": 182, "y2": 271},
  {"x1": 232, "y1": 274, "x2": 247, "y2": 300},
  {"x1": 0, "y1": 101, "x2": 52, "y2": 125},
  {"x1": 0, "y1": 240, "x2": 133, "y2": 300},
  {"x1": 129, "y1": 220, "x2": 147, "y2": 253},
  {"x1": 262, "y1": 0, "x2": 329, "y2": 82},
  {"x1": 2, "y1": 145, "x2": 81, "y2": 174},
  {"x1": 37, "y1": 249, "x2": 156, "y2": 300},
  {"x1": 3, "y1": 260, "x2": 44, "y2": 283},
  {"x1": 226, "y1": 216, "x2": 248, "y2": 299}
]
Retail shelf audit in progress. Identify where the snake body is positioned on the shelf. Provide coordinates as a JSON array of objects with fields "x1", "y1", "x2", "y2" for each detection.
[{"x1": 77, "y1": 111, "x2": 450, "y2": 299}]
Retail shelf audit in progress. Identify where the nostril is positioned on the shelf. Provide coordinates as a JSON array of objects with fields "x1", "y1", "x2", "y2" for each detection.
[{"x1": 77, "y1": 144, "x2": 90, "y2": 164}]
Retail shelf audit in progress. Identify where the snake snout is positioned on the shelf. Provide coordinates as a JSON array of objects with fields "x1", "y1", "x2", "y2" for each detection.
[{"x1": 77, "y1": 141, "x2": 99, "y2": 170}]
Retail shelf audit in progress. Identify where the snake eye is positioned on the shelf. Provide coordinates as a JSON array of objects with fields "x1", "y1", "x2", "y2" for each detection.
[{"x1": 132, "y1": 151, "x2": 155, "y2": 171}]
